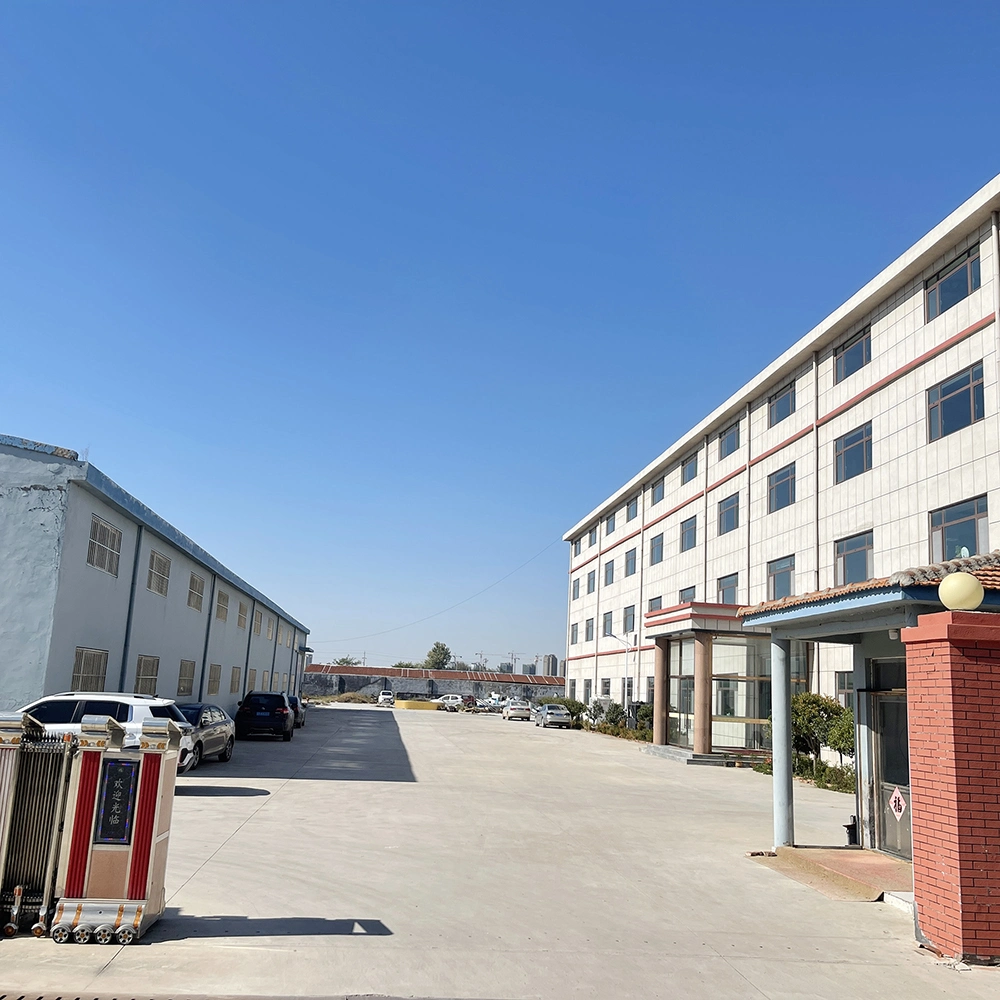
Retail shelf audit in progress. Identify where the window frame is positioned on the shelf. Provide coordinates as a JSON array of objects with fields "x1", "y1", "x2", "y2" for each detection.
[
  {"x1": 835, "y1": 422, "x2": 872, "y2": 483},
  {"x1": 134, "y1": 654, "x2": 160, "y2": 696},
  {"x1": 587, "y1": 570, "x2": 596, "y2": 594},
  {"x1": 600, "y1": 678, "x2": 611, "y2": 697},
  {"x1": 718, "y1": 422, "x2": 740, "y2": 459},
  {"x1": 187, "y1": 573, "x2": 205, "y2": 612},
  {"x1": 681, "y1": 454, "x2": 697, "y2": 484},
  {"x1": 253, "y1": 609, "x2": 262, "y2": 635},
  {"x1": 207, "y1": 663, "x2": 222, "y2": 696},
  {"x1": 648, "y1": 596, "x2": 662, "y2": 612},
  {"x1": 926, "y1": 245, "x2": 981, "y2": 321},
  {"x1": 604, "y1": 560, "x2": 614, "y2": 586},
  {"x1": 626, "y1": 498, "x2": 638, "y2": 521},
  {"x1": 718, "y1": 494, "x2": 739, "y2": 535},
  {"x1": 589, "y1": 527, "x2": 598, "y2": 547},
  {"x1": 570, "y1": 623, "x2": 579, "y2": 645},
  {"x1": 606, "y1": 512, "x2": 616, "y2": 535},
  {"x1": 572, "y1": 578, "x2": 580, "y2": 600},
  {"x1": 72, "y1": 646, "x2": 109, "y2": 692},
  {"x1": 624, "y1": 548, "x2": 637, "y2": 577},
  {"x1": 86, "y1": 515, "x2": 122, "y2": 577},
  {"x1": 834, "y1": 328, "x2": 871, "y2": 383},
  {"x1": 767, "y1": 463, "x2": 796, "y2": 513},
  {"x1": 767, "y1": 554, "x2": 795, "y2": 601},
  {"x1": 930, "y1": 496, "x2": 988, "y2": 562},
  {"x1": 623, "y1": 605, "x2": 635, "y2": 634},
  {"x1": 585, "y1": 618, "x2": 595, "y2": 642},
  {"x1": 146, "y1": 550, "x2": 171, "y2": 597},
  {"x1": 768, "y1": 383, "x2": 796, "y2": 427},
  {"x1": 215, "y1": 590, "x2": 229, "y2": 622},
  {"x1": 238, "y1": 601, "x2": 248, "y2": 629},
  {"x1": 680, "y1": 515, "x2": 696, "y2": 552},
  {"x1": 835, "y1": 531, "x2": 873, "y2": 586},
  {"x1": 679, "y1": 586, "x2": 696, "y2": 603},
  {"x1": 650, "y1": 533, "x2": 664, "y2": 565},
  {"x1": 230, "y1": 666, "x2": 242, "y2": 694},
  {"x1": 927, "y1": 362, "x2": 984, "y2": 442},
  {"x1": 573, "y1": 538, "x2": 581, "y2": 556},
  {"x1": 602, "y1": 612, "x2": 613, "y2": 637},
  {"x1": 177, "y1": 659, "x2": 196, "y2": 697},
  {"x1": 717, "y1": 574, "x2": 738, "y2": 605},
  {"x1": 651, "y1": 478, "x2": 665, "y2": 505}
]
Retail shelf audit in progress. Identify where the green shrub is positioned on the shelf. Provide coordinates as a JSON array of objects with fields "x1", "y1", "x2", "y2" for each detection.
[
  {"x1": 636, "y1": 703, "x2": 654, "y2": 729},
  {"x1": 586, "y1": 701, "x2": 606, "y2": 725},
  {"x1": 604, "y1": 701, "x2": 625, "y2": 727},
  {"x1": 826, "y1": 709, "x2": 855, "y2": 762},
  {"x1": 792, "y1": 693, "x2": 848, "y2": 774},
  {"x1": 591, "y1": 722, "x2": 652, "y2": 742}
]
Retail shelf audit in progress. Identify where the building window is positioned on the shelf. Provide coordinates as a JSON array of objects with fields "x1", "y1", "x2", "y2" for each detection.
[
  {"x1": 87, "y1": 515, "x2": 122, "y2": 577},
  {"x1": 177, "y1": 660, "x2": 196, "y2": 697},
  {"x1": 572, "y1": 578, "x2": 580, "y2": 600},
  {"x1": 187, "y1": 573, "x2": 204, "y2": 612},
  {"x1": 603, "y1": 612, "x2": 613, "y2": 637},
  {"x1": 718, "y1": 494, "x2": 739, "y2": 534},
  {"x1": 601, "y1": 678, "x2": 611, "y2": 697},
  {"x1": 253, "y1": 609, "x2": 262, "y2": 635},
  {"x1": 266, "y1": 617, "x2": 274, "y2": 640},
  {"x1": 648, "y1": 596, "x2": 662, "y2": 611},
  {"x1": 623, "y1": 605, "x2": 635, "y2": 634},
  {"x1": 604, "y1": 560, "x2": 614, "y2": 586},
  {"x1": 573, "y1": 538, "x2": 581, "y2": 556},
  {"x1": 835, "y1": 423, "x2": 872, "y2": 483},
  {"x1": 767, "y1": 463, "x2": 796, "y2": 513},
  {"x1": 719, "y1": 422, "x2": 739, "y2": 459},
  {"x1": 206, "y1": 663, "x2": 222, "y2": 696},
  {"x1": 262, "y1": 671, "x2": 270, "y2": 692},
  {"x1": 679, "y1": 586, "x2": 696, "y2": 603},
  {"x1": 651, "y1": 479, "x2": 665, "y2": 505},
  {"x1": 606, "y1": 512, "x2": 616, "y2": 535},
  {"x1": 585, "y1": 618, "x2": 594, "y2": 642},
  {"x1": 926, "y1": 245, "x2": 981, "y2": 320},
  {"x1": 135, "y1": 655, "x2": 159, "y2": 695},
  {"x1": 277, "y1": 625, "x2": 283, "y2": 646},
  {"x1": 626, "y1": 498, "x2": 638, "y2": 521},
  {"x1": 570, "y1": 623, "x2": 579, "y2": 644},
  {"x1": 216, "y1": 590, "x2": 229, "y2": 622},
  {"x1": 650, "y1": 533, "x2": 664, "y2": 565},
  {"x1": 680, "y1": 515, "x2": 696, "y2": 552},
  {"x1": 769, "y1": 384, "x2": 795, "y2": 427},
  {"x1": 836, "y1": 671, "x2": 854, "y2": 711},
  {"x1": 928, "y1": 363, "x2": 984, "y2": 441},
  {"x1": 931, "y1": 496, "x2": 988, "y2": 562},
  {"x1": 646, "y1": 676, "x2": 655, "y2": 703},
  {"x1": 583, "y1": 679, "x2": 592, "y2": 703},
  {"x1": 72, "y1": 647, "x2": 108, "y2": 691},
  {"x1": 625, "y1": 548, "x2": 636, "y2": 576},
  {"x1": 767, "y1": 555, "x2": 795, "y2": 601},
  {"x1": 147, "y1": 550, "x2": 170, "y2": 597},
  {"x1": 717, "y1": 574, "x2": 738, "y2": 605},
  {"x1": 238, "y1": 601, "x2": 248, "y2": 629},
  {"x1": 681, "y1": 454, "x2": 697, "y2": 484},
  {"x1": 835, "y1": 328, "x2": 871, "y2": 383},
  {"x1": 230, "y1": 666, "x2": 242, "y2": 694},
  {"x1": 835, "y1": 531, "x2": 873, "y2": 585},
  {"x1": 589, "y1": 527, "x2": 598, "y2": 547},
  {"x1": 247, "y1": 668, "x2": 257, "y2": 690},
  {"x1": 587, "y1": 570, "x2": 596, "y2": 594}
]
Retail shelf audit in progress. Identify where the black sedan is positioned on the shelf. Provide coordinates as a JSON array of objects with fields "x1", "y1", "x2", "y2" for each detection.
[
  {"x1": 288, "y1": 695, "x2": 307, "y2": 728},
  {"x1": 177, "y1": 703, "x2": 236, "y2": 770}
]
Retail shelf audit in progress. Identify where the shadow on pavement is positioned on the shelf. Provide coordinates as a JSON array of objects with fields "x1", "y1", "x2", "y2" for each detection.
[
  {"x1": 175, "y1": 785, "x2": 270, "y2": 797},
  {"x1": 147, "y1": 912, "x2": 392, "y2": 942}
]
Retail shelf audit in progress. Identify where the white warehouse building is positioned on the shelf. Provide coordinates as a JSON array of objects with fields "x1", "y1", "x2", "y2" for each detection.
[
  {"x1": 1, "y1": 434, "x2": 309, "y2": 715},
  {"x1": 563, "y1": 172, "x2": 1000, "y2": 756}
]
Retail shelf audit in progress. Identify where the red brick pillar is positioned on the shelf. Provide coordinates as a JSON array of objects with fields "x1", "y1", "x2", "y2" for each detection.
[{"x1": 900, "y1": 610, "x2": 1000, "y2": 961}]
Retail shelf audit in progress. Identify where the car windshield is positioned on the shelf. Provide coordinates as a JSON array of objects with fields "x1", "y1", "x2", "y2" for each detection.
[
  {"x1": 149, "y1": 703, "x2": 188, "y2": 723},
  {"x1": 178, "y1": 705, "x2": 201, "y2": 723}
]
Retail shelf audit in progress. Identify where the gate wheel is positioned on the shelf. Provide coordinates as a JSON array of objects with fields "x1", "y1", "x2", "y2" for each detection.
[
  {"x1": 2, "y1": 922, "x2": 17, "y2": 937},
  {"x1": 94, "y1": 923, "x2": 116, "y2": 945},
  {"x1": 115, "y1": 925, "x2": 136, "y2": 945},
  {"x1": 51, "y1": 924, "x2": 72, "y2": 944},
  {"x1": 73, "y1": 924, "x2": 93, "y2": 944}
]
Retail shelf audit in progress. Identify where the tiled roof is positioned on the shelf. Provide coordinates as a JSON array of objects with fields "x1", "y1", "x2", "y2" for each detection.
[{"x1": 740, "y1": 550, "x2": 1000, "y2": 617}]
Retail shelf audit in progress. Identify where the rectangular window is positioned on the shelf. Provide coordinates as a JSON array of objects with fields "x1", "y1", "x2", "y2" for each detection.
[
  {"x1": 282, "y1": 673, "x2": 288, "y2": 691},
  {"x1": 573, "y1": 538, "x2": 581, "y2": 556},
  {"x1": 216, "y1": 590, "x2": 229, "y2": 622},
  {"x1": 589, "y1": 527, "x2": 598, "y2": 547},
  {"x1": 680, "y1": 515, "x2": 696, "y2": 552},
  {"x1": 926, "y1": 245, "x2": 981, "y2": 320},
  {"x1": 625, "y1": 548, "x2": 637, "y2": 576},
  {"x1": 247, "y1": 668, "x2": 257, "y2": 690},
  {"x1": 626, "y1": 498, "x2": 638, "y2": 521},
  {"x1": 717, "y1": 574, "x2": 738, "y2": 605},
  {"x1": 681, "y1": 455, "x2": 697, "y2": 484},
  {"x1": 135, "y1": 655, "x2": 159, "y2": 696},
  {"x1": 767, "y1": 555, "x2": 795, "y2": 601},
  {"x1": 287, "y1": 630, "x2": 292, "y2": 648},
  {"x1": 719, "y1": 422, "x2": 739, "y2": 459},
  {"x1": 606, "y1": 512, "x2": 616, "y2": 535},
  {"x1": 601, "y1": 678, "x2": 611, "y2": 697},
  {"x1": 767, "y1": 463, "x2": 796, "y2": 513},
  {"x1": 769, "y1": 384, "x2": 795, "y2": 427},
  {"x1": 835, "y1": 328, "x2": 871, "y2": 383},
  {"x1": 585, "y1": 618, "x2": 594, "y2": 642},
  {"x1": 718, "y1": 494, "x2": 739, "y2": 534},
  {"x1": 679, "y1": 586, "x2": 696, "y2": 603},
  {"x1": 587, "y1": 570, "x2": 596, "y2": 594},
  {"x1": 650, "y1": 533, "x2": 663, "y2": 565},
  {"x1": 570, "y1": 623, "x2": 579, "y2": 644},
  {"x1": 238, "y1": 601, "x2": 248, "y2": 629},
  {"x1": 253, "y1": 609, "x2": 262, "y2": 635},
  {"x1": 835, "y1": 423, "x2": 872, "y2": 483},
  {"x1": 87, "y1": 515, "x2": 122, "y2": 577},
  {"x1": 583, "y1": 679, "x2": 592, "y2": 703},
  {"x1": 207, "y1": 663, "x2": 222, "y2": 696},
  {"x1": 277, "y1": 625, "x2": 283, "y2": 646},
  {"x1": 147, "y1": 550, "x2": 170, "y2": 597},
  {"x1": 836, "y1": 671, "x2": 854, "y2": 711},
  {"x1": 835, "y1": 531, "x2": 873, "y2": 585},
  {"x1": 262, "y1": 671, "x2": 270, "y2": 692},
  {"x1": 623, "y1": 605, "x2": 635, "y2": 634},
  {"x1": 931, "y1": 496, "x2": 988, "y2": 562},
  {"x1": 651, "y1": 478, "x2": 664, "y2": 504},
  {"x1": 572, "y1": 578, "x2": 580, "y2": 600},
  {"x1": 604, "y1": 560, "x2": 614, "y2": 586},
  {"x1": 928, "y1": 363, "x2": 984, "y2": 441},
  {"x1": 602, "y1": 612, "x2": 613, "y2": 637},
  {"x1": 177, "y1": 660, "x2": 196, "y2": 697},
  {"x1": 72, "y1": 647, "x2": 108, "y2": 691},
  {"x1": 230, "y1": 666, "x2": 242, "y2": 694},
  {"x1": 569, "y1": 679, "x2": 577, "y2": 700},
  {"x1": 266, "y1": 617, "x2": 274, "y2": 640},
  {"x1": 187, "y1": 573, "x2": 205, "y2": 612},
  {"x1": 648, "y1": 596, "x2": 662, "y2": 612}
]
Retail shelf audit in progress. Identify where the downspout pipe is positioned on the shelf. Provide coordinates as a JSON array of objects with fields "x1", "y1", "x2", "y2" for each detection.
[{"x1": 118, "y1": 524, "x2": 144, "y2": 691}]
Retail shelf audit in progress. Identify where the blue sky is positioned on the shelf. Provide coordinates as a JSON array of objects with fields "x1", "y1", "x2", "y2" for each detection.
[{"x1": 3, "y1": 2, "x2": 1000, "y2": 668}]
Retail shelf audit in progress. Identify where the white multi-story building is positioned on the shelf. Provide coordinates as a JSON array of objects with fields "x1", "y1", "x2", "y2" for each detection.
[
  {"x1": 0, "y1": 434, "x2": 309, "y2": 715},
  {"x1": 563, "y1": 173, "x2": 1000, "y2": 754}
]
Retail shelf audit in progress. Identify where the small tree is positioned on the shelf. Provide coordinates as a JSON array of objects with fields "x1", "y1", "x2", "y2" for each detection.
[
  {"x1": 587, "y1": 700, "x2": 606, "y2": 725},
  {"x1": 424, "y1": 642, "x2": 452, "y2": 671},
  {"x1": 604, "y1": 701, "x2": 625, "y2": 727},
  {"x1": 826, "y1": 709, "x2": 856, "y2": 764},
  {"x1": 391, "y1": 661, "x2": 419, "y2": 670},
  {"x1": 636, "y1": 702, "x2": 654, "y2": 730},
  {"x1": 333, "y1": 656, "x2": 361, "y2": 667},
  {"x1": 791, "y1": 693, "x2": 845, "y2": 774}
]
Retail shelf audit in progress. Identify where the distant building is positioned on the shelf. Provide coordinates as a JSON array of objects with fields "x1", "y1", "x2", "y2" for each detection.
[{"x1": 543, "y1": 654, "x2": 559, "y2": 676}]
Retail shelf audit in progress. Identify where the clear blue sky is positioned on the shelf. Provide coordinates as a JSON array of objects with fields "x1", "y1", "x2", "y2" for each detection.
[{"x1": 3, "y1": 2, "x2": 999, "y2": 667}]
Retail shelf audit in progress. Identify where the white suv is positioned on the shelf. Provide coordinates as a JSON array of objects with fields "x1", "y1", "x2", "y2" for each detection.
[
  {"x1": 377, "y1": 690, "x2": 395, "y2": 706},
  {"x1": 433, "y1": 694, "x2": 463, "y2": 711},
  {"x1": 18, "y1": 692, "x2": 197, "y2": 772}
]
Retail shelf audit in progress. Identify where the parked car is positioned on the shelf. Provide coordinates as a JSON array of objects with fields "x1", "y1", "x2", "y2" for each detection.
[
  {"x1": 377, "y1": 690, "x2": 395, "y2": 707},
  {"x1": 287, "y1": 695, "x2": 307, "y2": 728},
  {"x1": 177, "y1": 703, "x2": 236, "y2": 768},
  {"x1": 461, "y1": 694, "x2": 477, "y2": 710},
  {"x1": 433, "y1": 694, "x2": 463, "y2": 712},
  {"x1": 235, "y1": 692, "x2": 295, "y2": 741},
  {"x1": 18, "y1": 692, "x2": 197, "y2": 772},
  {"x1": 502, "y1": 700, "x2": 531, "y2": 721},
  {"x1": 536, "y1": 704, "x2": 572, "y2": 729}
]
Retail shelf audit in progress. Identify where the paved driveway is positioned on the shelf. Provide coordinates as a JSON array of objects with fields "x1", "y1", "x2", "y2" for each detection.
[{"x1": 2, "y1": 705, "x2": 998, "y2": 999}]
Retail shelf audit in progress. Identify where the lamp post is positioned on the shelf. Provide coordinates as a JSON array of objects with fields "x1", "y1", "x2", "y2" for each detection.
[{"x1": 608, "y1": 632, "x2": 638, "y2": 726}]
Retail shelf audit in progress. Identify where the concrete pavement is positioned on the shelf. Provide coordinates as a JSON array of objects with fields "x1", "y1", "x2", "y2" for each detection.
[{"x1": 1, "y1": 704, "x2": 998, "y2": 999}]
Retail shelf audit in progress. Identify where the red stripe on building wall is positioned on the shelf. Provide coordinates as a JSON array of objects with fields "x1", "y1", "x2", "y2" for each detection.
[
  {"x1": 127, "y1": 753, "x2": 161, "y2": 900},
  {"x1": 566, "y1": 645, "x2": 655, "y2": 662},
  {"x1": 64, "y1": 751, "x2": 101, "y2": 898},
  {"x1": 748, "y1": 425, "x2": 814, "y2": 467},
  {"x1": 706, "y1": 465, "x2": 747, "y2": 494}
]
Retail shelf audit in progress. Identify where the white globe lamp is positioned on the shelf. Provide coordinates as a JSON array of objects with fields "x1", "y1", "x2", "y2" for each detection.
[{"x1": 938, "y1": 572, "x2": 984, "y2": 611}]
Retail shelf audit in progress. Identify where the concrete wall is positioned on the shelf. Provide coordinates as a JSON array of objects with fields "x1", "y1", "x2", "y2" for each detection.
[{"x1": 302, "y1": 672, "x2": 564, "y2": 702}]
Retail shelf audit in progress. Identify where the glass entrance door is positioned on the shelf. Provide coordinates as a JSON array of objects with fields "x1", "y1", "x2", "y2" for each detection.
[{"x1": 874, "y1": 694, "x2": 911, "y2": 859}]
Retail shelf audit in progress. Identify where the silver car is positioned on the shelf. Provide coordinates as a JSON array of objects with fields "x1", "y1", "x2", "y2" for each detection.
[
  {"x1": 502, "y1": 700, "x2": 531, "y2": 721},
  {"x1": 536, "y1": 704, "x2": 572, "y2": 729}
]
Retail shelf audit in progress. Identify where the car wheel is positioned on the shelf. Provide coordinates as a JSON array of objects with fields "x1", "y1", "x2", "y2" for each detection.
[
  {"x1": 188, "y1": 743, "x2": 202, "y2": 772},
  {"x1": 283, "y1": 728, "x2": 292, "y2": 742},
  {"x1": 218, "y1": 737, "x2": 234, "y2": 762}
]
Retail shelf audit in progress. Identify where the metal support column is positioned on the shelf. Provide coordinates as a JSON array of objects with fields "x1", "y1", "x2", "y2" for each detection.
[{"x1": 771, "y1": 637, "x2": 794, "y2": 848}]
